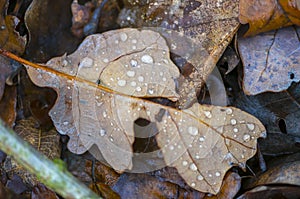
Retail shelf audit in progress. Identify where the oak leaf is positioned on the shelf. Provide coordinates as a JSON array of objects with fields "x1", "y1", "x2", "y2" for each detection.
[{"x1": 18, "y1": 28, "x2": 265, "y2": 194}]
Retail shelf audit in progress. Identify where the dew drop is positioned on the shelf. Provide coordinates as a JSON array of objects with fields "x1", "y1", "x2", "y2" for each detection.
[
  {"x1": 103, "y1": 111, "x2": 107, "y2": 118},
  {"x1": 189, "y1": 163, "x2": 197, "y2": 171},
  {"x1": 230, "y1": 118, "x2": 237, "y2": 125},
  {"x1": 109, "y1": 136, "x2": 114, "y2": 142},
  {"x1": 188, "y1": 126, "x2": 198, "y2": 136},
  {"x1": 204, "y1": 111, "x2": 212, "y2": 118},
  {"x1": 246, "y1": 123, "x2": 255, "y2": 131},
  {"x1": 130, "y1": 59, "x2": 138, "y2": 67},
  {"x1": 126, "y1": 70, "x2": 135, "y2": 77},
  {"x1": 103, "y1": 58, "x2": 109, "y2": 63},
  {"x1": 138, "y1": 76, "x2": 144, "y2": 82},
  {"x1": 132, "y1": 45, "x2": 137, "y2": 50},
  {"x1": 197, "y1": 175, "x2": 204, "y2": 181},
  {"x1": 99, "y1": 129, "x2": 106, "y2": 136},
  {"x1": 162, "y1": 77, "x2": 167, "y2": 81},
  {"x1": 120, "y1": 32, "x2": 128, "y2": 41},
  {"x1": 191, "y1": 182, "x2": 196, "y2": 187},
  {"x1": 233, "y1": 128, "x2": 238, "y2": 133},
  {"x1": 215, "y1": 171, "x2": 221, "y2": 177},
  {"x1": 63, "y1": 121, "x2": 69, "y2": 125},
  {"x1": 199, "y1": 136, "x2": 205, "y2": 142},
  {"x1": 226, "y1": 108, "x2": 233, "y2": 115},
  {"x1": 79, "y1": 57, "x2": 94, "y2": 68},
  {"x1": 136, "y1": 87, "x2": 142, "y2": 92},
  {"x1": 182, "y1": 161, "x2": 188, "y2": 166},
  {"x1": 130, "y1": 81, "x2": 137, "y2": 87},
  {"x1": 148, "y1": 89, "x2": 154, "y2": 95},
  {"x1": 141, "y1": 55, "x2": 154, "y2": 64},
  {"x1": 132, "y1": 39, "x2": 137, "y2": 44},
  {"x1": 243, "y1": 134, "x2": 251, "y2": 142},
  {"x1": 169, "y1": 145, "x2": 174, "y2": 150},
  {"x1": 117, "y1": 79, "x2": 126, "y2": 87},
  {"x1": 195, "y1": 155, "x2": 200, "y2": 159}
]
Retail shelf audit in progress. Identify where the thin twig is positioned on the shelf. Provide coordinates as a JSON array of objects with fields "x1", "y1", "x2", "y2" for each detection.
[{"x1": 0, "y1": 119, "x2": 101, "y2": 199}]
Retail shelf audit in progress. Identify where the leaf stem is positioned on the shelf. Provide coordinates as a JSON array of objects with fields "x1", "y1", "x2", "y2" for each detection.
[{"x1": 0, "y1": 119, "x2": 101, "y2": 199}]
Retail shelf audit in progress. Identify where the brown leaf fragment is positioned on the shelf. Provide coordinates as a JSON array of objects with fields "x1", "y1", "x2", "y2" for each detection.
[
  {"x1": 2, "y1": 28, "x2": 267, "y2": 194},
  {"x1": 239, "y1": 0, "x2": 300, "y2": 37},
  {"x1": 31, "y1": 183, "x2": 59, "y2": 199},
  {"x1": 0, "y1": 0, "x2": 26, "y2": 54},
  {"x1": 0, "y1": 85, "x2": 16, "y2": 127},
  {"x1": 238, "y1": 26, "x2": 300, "y2": 95},
  {"x1": 112, "y1": 173, "x2": 204, "y2": 199},
  {"x1": 246, "y1": 153, "x2": 300, "y2": 188},
  {"x1": 237, "y1": 185, "x2": 300, "y2": 199}
]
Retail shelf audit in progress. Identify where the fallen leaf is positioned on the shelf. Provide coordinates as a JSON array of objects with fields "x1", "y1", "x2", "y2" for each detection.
[
  {"x1": 112, "y1": 173, "x2": 204, "y2": 199},
  {"x1": 237, "y1": 185, "x2": 300, "y2": 199},
  {"x1": 0, "y1": 0, "x2": 25, "y2": 128},
  {"x1": 239, "y1": 0, "x2": 300, "y2": 37},
  {"x1": 118, "y1": 0, "x2": 240, "y2": 108},
  {"x1": 235, "y1": 82, "x2": 300, "y2": 137},
  {"x1": 238, "y1": 26, "x2": 300, "y2": 95},
  {"x1": 245, "y1": 153, "x2": 300, "y2": 189},
  {"x1": 2, "y1": 28, "x2": 266, "y2": 194},
  {"x1": 24, "y1": 0, "x2": 80, "y2": 62}
]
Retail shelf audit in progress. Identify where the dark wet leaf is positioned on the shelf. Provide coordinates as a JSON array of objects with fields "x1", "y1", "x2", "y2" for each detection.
[
  {"x1": 0, "y1": 85, "x2": 16, "y2": 127},
  {"x1": 24, "y1": 0, "x2": 81, "y2": 62},
  {"x1": 244, "y1": 153, "x2": 300, "y2": 189},
  {"x1": 237, "y1": 185, "x2": 300, "y2": 199}
]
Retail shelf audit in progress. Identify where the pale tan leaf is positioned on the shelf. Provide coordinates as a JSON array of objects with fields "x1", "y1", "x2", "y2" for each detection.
[{"x1": 21, "y1": 28, "x2": 266, "y2": 194}]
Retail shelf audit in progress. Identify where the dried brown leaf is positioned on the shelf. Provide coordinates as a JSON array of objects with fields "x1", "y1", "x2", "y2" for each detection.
[
  {"x1": 16, "y1": 28, "x2": 266, "y2": 194},
  {"x1": 239, "y1": 0, "x2": 300, "y2": 37}
]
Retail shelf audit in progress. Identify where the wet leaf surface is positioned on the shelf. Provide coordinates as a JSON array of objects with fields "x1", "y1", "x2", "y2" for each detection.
[
  {"x1": 118, "y1": 0, "x2": 240, "y2": 107},
  {"x1": 239, "y1": 0, "x2": 300, "y2": 37},
  {"x1": 23, "y1": 28, "x2": 266, "y2": 194},
  {"x1": 239, "y1": 26, "x2": 300, "y2": 95}
]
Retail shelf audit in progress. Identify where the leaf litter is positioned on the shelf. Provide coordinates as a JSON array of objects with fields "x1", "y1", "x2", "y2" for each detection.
[{"x1": 2, "y1": 28, "x2": 266, "y2": 194}]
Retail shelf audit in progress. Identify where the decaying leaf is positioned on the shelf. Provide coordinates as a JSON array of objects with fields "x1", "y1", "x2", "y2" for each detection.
[
  {"x1": 239, "y1": 0, "x2": 300, "y2": 37},
  {"x1": 238, "y1": 26, "x2": 300, "y2": 95},
  {"x1": 24, "y1": 0, "x2": 80, "y2": 62},
  {"x1": 118, "y1": 0, "x2": 240, "y2": 108},
  {"x1": 3, "y1": 28, "x2": 266, "y2": 194}
]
